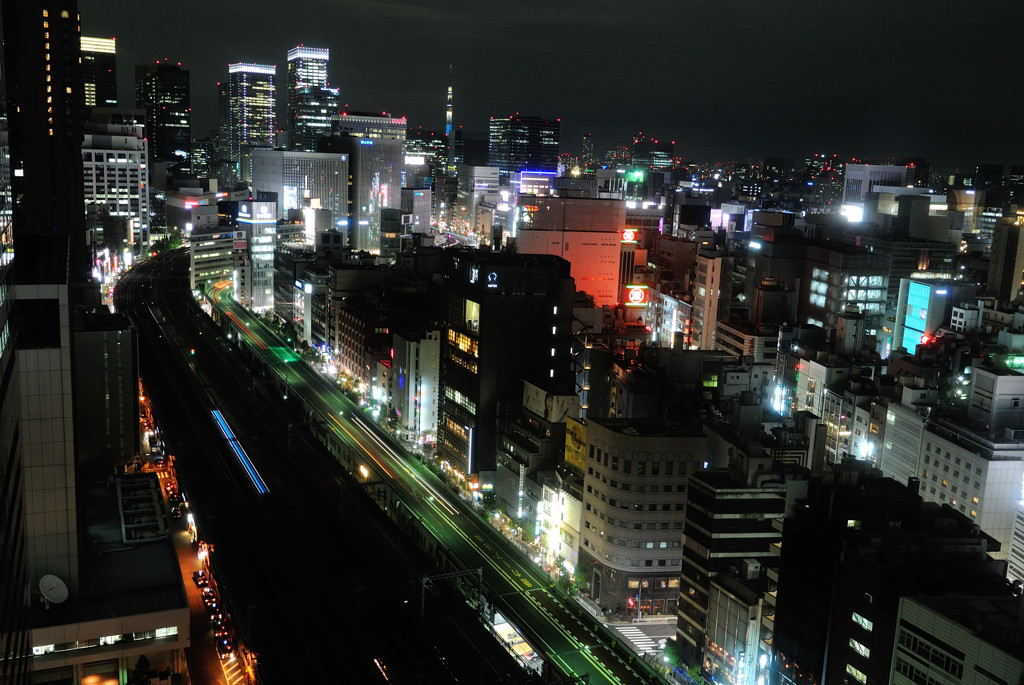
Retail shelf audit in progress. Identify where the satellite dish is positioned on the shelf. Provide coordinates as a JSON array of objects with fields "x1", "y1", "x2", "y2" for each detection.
[{"x1": 39, "y1": 575, "x2": 69, "y2": 607}]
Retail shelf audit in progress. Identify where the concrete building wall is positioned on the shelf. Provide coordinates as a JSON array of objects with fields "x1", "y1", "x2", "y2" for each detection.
[{"x1": 517, "y1": 229, "x2": 621, "y2": 306}]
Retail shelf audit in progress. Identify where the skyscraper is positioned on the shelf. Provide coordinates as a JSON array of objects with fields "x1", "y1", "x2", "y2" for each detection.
[
  {"x1": 80, "y1": 35, "x2": 117, "y2": 109},
  {"x1": 581, "y1": 132, "x2": 594, "y2": 171},
  {"x1": 488, "y1": 114, "x2": 560, "y2": 184},
  {"x1": 286, "y1": 45, "x2": 329, "y2": 148},
  {"x1": 445, "y1": 65, "x2": 453, "y2": 138},
  {"x1": 3, "y1": 2, "x2": 86, "y2": 680},
  {"x1": 291, "y1": 85, "x2": 340, "y2": 152},
  {"x1": 7, "y1": 2, "x2": 88, "y2": 284},
  {"x1": 135, "y1": 59, "x2": 191, "y2": 169},
  {"x1": 224, "y1": 62, "x2": 276, "y2": 181}
]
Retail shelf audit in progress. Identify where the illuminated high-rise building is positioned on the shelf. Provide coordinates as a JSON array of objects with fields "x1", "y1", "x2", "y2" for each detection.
[
  {"x1": 286, "y1": 46, "x2": 329, "y2": 148},
  {"x1": 81, "y1": 35, "x2": 117, "y2": 109},
  {"x1": 488, "y1": 114, "x2": 560, "y2": 184},
  {"x1": 291, "y1": 86, "x2": 339, "y2": 152},
  {"x1": 581, "y1": 132, "x2": 594, "y2": 171},
  {"x1": 135, "y1": 59, "x2": 191, "y2": 170},
  {"x1": 225, "y1": 62, "x2": 276, "y2": 179},
  {"x1": 445, "y1": 65, "x2": 453, "y2": 138}
]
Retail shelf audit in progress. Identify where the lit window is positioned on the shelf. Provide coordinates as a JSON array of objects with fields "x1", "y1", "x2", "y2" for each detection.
[
  {"x1": 849, "y1": 639, "x2": 870, "y2": 658},
  {"x1": 846, "y1": 665, "x2": 867, "y2": 684},
  {"x1": 852, "y1": 612, "x2": 873, "y2": 632}
]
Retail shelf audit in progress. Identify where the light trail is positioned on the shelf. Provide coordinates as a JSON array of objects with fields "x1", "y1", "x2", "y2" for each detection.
[
  {"x1": 211, "y1": 409, "x2": 270, "y2": 494},
  {"x1": 224, "y1": 309, "x2": 267, "y2": 350},
  {"x1": 350, "y1": 415, "x2": 460, "y2": 518}
]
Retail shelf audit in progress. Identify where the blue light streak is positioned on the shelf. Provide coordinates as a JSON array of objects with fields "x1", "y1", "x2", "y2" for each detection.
[{"x1": 211, "y1": 410, "x2": 269, "y2": 494}]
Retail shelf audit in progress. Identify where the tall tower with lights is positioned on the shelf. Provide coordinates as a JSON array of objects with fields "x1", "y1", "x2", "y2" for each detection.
[
  {"x1": 286, "y1": 46, "x2": 329, "y2": 148},
  {"x1": 445, "y1": 65, "x2": 453, "y2": 138},
  {"x1": 225, "y1": 62, "x2": 276, "y2": 180}
]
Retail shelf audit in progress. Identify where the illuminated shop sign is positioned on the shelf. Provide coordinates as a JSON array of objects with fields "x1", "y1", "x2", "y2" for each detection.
[
  {"x1": 624, "y1": 285, "x2": 648, "y2": 307},
  {"x1": 621, "y1": 229, "x2": 637, "y2": 243}
]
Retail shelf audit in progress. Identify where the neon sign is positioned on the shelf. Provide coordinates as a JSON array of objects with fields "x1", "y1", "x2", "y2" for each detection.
[
  {"x1": 624, "y1": 285, "x2": 648, "y2": 306},
  {"x1": 621, "y1": 229, "x2": 637, "y2": 243}
]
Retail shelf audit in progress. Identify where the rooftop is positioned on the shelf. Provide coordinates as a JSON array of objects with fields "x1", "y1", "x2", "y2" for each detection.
[
  {"x1": 590, "y1": 417, "x2": 704, "y2": 439},
  {"x1": 30, "y1": 472, "x2": 186, "y2": 630}
]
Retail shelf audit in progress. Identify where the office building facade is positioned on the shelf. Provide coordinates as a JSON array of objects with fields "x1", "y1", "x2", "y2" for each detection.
[
  {"x1": 81, "y1": 36, "x2": 117, "y2": 109},
  {"x1": 436, "y1": 252, "x2": 575, "y2": 491},
  {"x1": 82, "y1": 121, "x2": 151, "y2": 250},
  {"x1": 250, "y1": 148, "x2": 349, "y2": 225},
  {"x1": 488, "y1": 114, "x2": 560, "y2": 184},
  {"x1": 286, "y1": 46, "x2": 333, "y2": 150},
  {"x1": 579, "y1": 419, "x2": 706, "y2": 618},
  {"x1": 135, "y1": 60, "x2": 190, "y2": 170}
]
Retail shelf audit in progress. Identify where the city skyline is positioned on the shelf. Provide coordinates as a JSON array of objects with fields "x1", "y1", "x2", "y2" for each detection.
[{"x1": 76, "y1": 0, "x2": 1024, "y2": 168}]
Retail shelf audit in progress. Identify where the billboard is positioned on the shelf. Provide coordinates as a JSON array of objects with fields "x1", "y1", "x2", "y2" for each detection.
[
  {"x1": 564, "y1": 418, "x2": 586, "y2": 472},
  {"x1": 523, "y1": 381, "x2": 580, "y2": 423}
]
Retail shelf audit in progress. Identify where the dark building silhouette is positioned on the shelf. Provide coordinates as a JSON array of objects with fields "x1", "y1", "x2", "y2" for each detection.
[
  {"x1": 2, "y1": 2, "x2": 88, "y2": 681},
  {"x1": 772, "y1": 467, "x2": 1007, "y2": 685},
  {"x1": 81, "y1": 36, "x2": 117, "y2": 109},
  {"x1": 436, "y1": 250, "x2": 575, "y2": 491},
  {"x1": 135, "y1": 60, "x2": 191, "y2": 170}
]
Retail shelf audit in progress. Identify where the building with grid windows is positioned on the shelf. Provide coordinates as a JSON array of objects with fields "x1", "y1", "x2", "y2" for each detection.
[
  {"x1": 488, "y1": 114, "x2": 560, "y2": 184},
  {"x1": 771, "y1": 467, "x2": 1005, "y2": 685},
  {"x1": 578, "y1": 418, "x2": 706, "y2": 620},
  {"x1": 436, "y1": 251, "x2": 575, "y2": 491},
  {"x1": 891, "y1": 596, "x2": 1024, "y2": 685},
  {"x1": 250, "y1": 148, "x2": 349, "y2": 226},
  {"x1": 82, "y1": 121, "x2": 151, "y2": 249},
  {"x1": 3, "y1": 4, "x2": 190, "y2": 683}
]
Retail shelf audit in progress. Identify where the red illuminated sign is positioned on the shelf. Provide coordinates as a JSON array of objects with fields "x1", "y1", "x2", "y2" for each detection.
[
  {"x1": 625, "y1": 285, "x2": 648, "y2": 306},
  {"x1": 621, "y1": 229, "x2": 637, "y2": 243}
]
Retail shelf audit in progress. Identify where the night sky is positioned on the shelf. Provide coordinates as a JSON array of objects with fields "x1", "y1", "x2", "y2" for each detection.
[{"x1": 80, "y1": 0, "x2": 1024, "y2": 169}]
